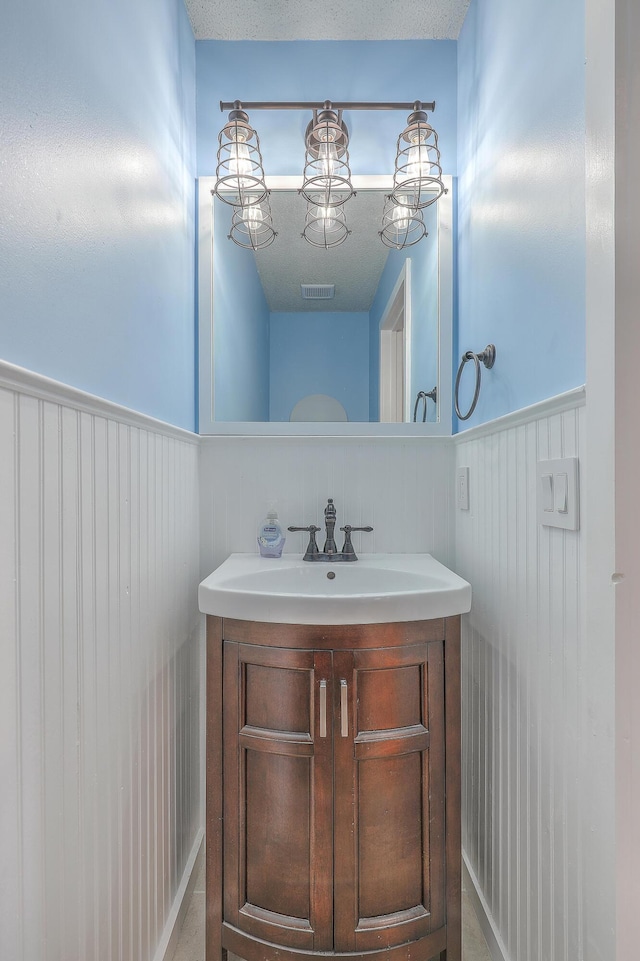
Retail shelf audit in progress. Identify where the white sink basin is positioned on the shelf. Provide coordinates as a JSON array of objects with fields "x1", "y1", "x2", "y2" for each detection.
[{"x1": 198, "y1": 553, "x2": 471, "y2": 625}]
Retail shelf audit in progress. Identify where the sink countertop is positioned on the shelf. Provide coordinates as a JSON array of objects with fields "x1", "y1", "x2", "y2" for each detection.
[{"x1": 198, "y1": 553, "x2": 471, "y2": 625}]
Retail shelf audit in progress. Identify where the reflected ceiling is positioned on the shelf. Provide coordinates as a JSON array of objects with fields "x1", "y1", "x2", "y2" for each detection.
[{"x1": 250, "y1": 191, "x2": 390, "y2": 312}]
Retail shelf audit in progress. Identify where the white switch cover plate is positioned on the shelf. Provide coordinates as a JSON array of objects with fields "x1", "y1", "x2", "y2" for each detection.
[
  {"x1": 536, "y1": 457, "x2": 579, "y2": 530},
  {"x1": 456, "y1": 466, "x2": 470, "y2": 510}
]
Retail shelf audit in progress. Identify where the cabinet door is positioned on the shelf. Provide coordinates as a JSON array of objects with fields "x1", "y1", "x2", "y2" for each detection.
[
  {"x1": 223, "y1": 642, "x2": 333, "y2": 950},
  {"x1": 333, "y1": 642, "x2": 446, "y2": 952}
]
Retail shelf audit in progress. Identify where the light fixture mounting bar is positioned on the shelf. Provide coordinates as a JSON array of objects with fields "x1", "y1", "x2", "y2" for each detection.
[{"x1": 219, "y1": 100, "x2": 436, "y2": 113}]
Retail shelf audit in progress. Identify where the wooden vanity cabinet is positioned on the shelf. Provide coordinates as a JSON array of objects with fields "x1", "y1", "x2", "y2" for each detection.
[{"x1": 206, "y1": 616, "x2": 461, "y2": 961}]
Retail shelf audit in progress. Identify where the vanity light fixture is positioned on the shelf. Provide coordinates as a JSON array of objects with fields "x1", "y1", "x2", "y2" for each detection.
[
  {"x1": 214, "y1": 99, "x2": 444, "y2": 250},
  {"x1": 391, "y1": 105, "x2": 445, "y2": 209},
  {"x1": 300, "y1": 106, "x2": 355, "y2": 208},
  {"x1": 214, "y1": 105, "x2": 268, "y2": 209}
]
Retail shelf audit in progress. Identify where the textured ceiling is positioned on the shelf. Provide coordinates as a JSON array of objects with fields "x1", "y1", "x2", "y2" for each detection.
[
  {"x1": 184, "y1": 0, "x2": 470, "y2": 41},
  {"x1": 251, "y1": 190, "x2": 391, "y2": 312}
]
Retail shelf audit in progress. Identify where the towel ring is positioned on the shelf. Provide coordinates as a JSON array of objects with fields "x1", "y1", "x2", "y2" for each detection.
[
  {"x1": 454, "y1": 344, "x2": 496, "y2": 421},
  {"x1": 413, "y1": 386, "x2": 438, "y2": 422}
]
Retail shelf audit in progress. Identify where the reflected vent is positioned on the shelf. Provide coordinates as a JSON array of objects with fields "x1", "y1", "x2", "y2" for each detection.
[{"x1": 301, "y1": 284, "x2": 335, "y2": 300}]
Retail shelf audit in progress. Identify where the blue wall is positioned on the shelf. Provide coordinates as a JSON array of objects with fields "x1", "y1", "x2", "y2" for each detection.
[
  {"x1": 456, "y1": 0, "x2": 585, "y2": 427},
  {"x1": 196, "y1": 40, "x2": 457, "y2": 177},
  {"x1": 270, "y1": 312, "x2": 369, "y2": 422},
  {"x1": 0, "y1": 0, "x2": 197, "y2": 429},
  {"x1": 213, "y1": 202, "x2": 270, "y2": 420},
  {"x1": 1, "y1": 8, "x2": 585, "y2": 432},
  {"x1": 369, "y1": 202, "x2": 439, "y2": 421}
]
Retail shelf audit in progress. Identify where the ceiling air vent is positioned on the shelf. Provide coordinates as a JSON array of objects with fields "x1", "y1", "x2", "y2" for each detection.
[{"x1": 300, "y1": 284, "x2": 335, "y2": 300}]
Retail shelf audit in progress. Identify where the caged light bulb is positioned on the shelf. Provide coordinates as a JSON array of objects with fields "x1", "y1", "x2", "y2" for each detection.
[
  {"x1": 406, "y1": 132, "x2": 431, "y2": 181},
  {"x1": 240, "y1": 204, "x2": 266, "y2": 232},
  {"x1": 315, "y1": 205, "x2": 338, "y2": 230},
  {"x1": 228, "y1": 139, "x2": 252, "y2": 185},
  {"x1": 317, "y1": 140, "x2": 339, "y2": 178},
  {"x1": 380, "y1": 194, "x2": 426, "y2": 249},
  {"x1": 390, "y1": 197, "x2": 416, "y2": 232}
]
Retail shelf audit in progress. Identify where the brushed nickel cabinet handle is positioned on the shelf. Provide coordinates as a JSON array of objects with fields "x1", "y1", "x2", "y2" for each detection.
[
  {"x1": 319, "y1": 680, "x2": 327, "y2": 738},
  {"x1": 340, "y1": 679, "x2": 348, "y2": 737}
]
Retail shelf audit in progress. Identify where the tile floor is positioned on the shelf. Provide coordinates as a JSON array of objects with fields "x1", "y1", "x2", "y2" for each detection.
[{"x1": 170, "y1": 853, "x2": 493, "y2": 961}]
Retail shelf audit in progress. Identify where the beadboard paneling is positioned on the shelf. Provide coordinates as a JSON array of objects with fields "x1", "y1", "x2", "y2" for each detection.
[
  {"x1": 455, "y1": 398, "x2": 610, "y2": 961},
  {"x1": 0, "y1": 378, "x2": 201, "y2": 961},
  {"x1": 199, "y1": 436, "x2": 455, "y2": 577}
]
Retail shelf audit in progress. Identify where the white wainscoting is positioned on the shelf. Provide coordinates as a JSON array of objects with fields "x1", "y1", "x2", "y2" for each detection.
[
  {"x1": 199, "y1": 435, "x2": 455, "y2": 577},
  {"x1": 454, "y1": 391, "x2": 612, "y2": 961},
  {"x1": 3, "y1": 369, "x2": 609, "y2": 961},
  {"x1": 0, "y1": 364, "x2": 202, "y2": 961}
]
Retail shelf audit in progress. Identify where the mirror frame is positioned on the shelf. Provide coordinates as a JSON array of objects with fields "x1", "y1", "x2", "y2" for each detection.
[{"x1": 197, "y1": 175, "x2": 453, "y2": 435}]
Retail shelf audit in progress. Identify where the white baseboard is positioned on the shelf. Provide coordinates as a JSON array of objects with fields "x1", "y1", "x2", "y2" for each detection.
[
  {"x1": 153, "y1": 828, "x2": 205, "y2": 961},
  {"x1": 462, "y1": 850, "x2": 510, "y2": 961}
]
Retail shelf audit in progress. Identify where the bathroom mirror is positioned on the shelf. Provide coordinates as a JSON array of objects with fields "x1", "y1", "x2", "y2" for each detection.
[{"x1": 198, "y1": 175, "x2": 452, "y2": 435}]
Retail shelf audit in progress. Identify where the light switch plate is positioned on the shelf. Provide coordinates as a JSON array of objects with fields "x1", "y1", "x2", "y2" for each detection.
[
  {"x1": 537, "y1": 458, "x2": 579, "y2": 530},
  {"x1": 457, "y1": 466, "x2": 470, "y2": 510}
]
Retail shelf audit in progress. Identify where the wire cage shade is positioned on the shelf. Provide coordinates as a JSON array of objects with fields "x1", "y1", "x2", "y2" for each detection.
[
  {"x1": 302, "y1": 198, "x2": 350, "y2": 249},
  {"x1": 379, "y1": 195, "x2": 427, "y2": 249},
  {"x1": 391, "y1": 110, "x2": 445, "y2": 209},
  {"x1": 214, "y1": 110, "x2": 268, "y2": 207},
  {"x1": 300, "y1": 108, "x2": 355, "y2": 207},
  {"x1": 228, "y1": 199, "x2": 277, "y2": 250}
]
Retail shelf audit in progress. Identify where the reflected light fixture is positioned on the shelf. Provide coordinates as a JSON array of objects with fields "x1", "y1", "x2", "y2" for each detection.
[
  {"x1": 379, "y1": 195, "x2": 427, "y2": 249},
  {"x1": 228, "y1": 199, "x2": 277, "y2": 250},
  {"x1": 391, "y1": 103, "x2": 445, "y2": 209},
  {"x1": 302, "y1": 198, "x2": 350, "y2": 249},
  {"x1": 214, "y1": 99, "x2": 444, "y2": 250}
]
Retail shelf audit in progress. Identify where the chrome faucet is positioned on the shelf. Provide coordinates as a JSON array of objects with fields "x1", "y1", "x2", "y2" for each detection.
[{"x1": 288, "y1": 498, "x2": 373, "y2": 562}]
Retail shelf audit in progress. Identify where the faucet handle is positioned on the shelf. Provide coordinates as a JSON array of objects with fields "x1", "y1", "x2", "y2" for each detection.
[
  {"x1": 287, "y1": 525, "x2": 321, "y2": 560},
  {"x1": 339, "y1": 524, "x2": 373, "y2": 559}
]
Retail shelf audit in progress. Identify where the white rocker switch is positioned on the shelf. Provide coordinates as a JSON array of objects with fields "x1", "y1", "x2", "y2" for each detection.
[{"x1": 555, "y1": 472, "x2": 568, "y2": 513}]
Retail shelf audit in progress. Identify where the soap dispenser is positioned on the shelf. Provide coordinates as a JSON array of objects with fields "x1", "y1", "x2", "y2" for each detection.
[{"x1": 257, "y1": 508, "x2": 286, "y2": 558}]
